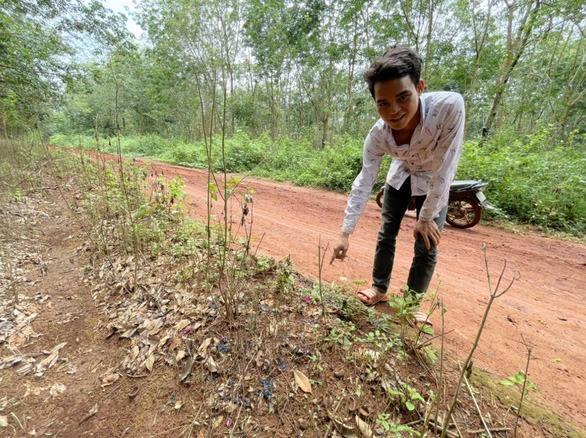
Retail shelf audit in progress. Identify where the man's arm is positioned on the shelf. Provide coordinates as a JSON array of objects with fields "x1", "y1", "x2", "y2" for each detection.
[
  {"x1": 331, "y1": 130, "x2": 384, "y2": 263},
  {"x1": 415, "y1": 94, "x2": 465, "y2": 248}
]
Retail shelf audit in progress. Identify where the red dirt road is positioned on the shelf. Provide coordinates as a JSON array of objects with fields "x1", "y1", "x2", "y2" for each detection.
[{"x1": 152, "y1": 162, "x2": 586, "y2": 429}]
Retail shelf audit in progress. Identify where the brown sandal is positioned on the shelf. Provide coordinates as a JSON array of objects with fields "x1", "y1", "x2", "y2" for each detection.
[
  {"x1": 355, "y1": 288, "x2": 390, "y2": 306},
  {"x1": 411, "y1": 311, "x2": 432, "y2": 327}
]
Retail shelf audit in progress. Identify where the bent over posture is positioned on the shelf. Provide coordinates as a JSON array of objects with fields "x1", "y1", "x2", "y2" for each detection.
[{"x1": 330, "y1": 47, "x2": 465, "y2": 316}]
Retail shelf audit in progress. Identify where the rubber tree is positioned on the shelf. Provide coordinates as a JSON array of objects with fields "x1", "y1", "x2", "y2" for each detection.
[
  {"x1": 243, "y1": 0, "x2": 290, "y2": 140},
  {"x1": 483, "y1": 0, "x2": 544, "y2": 133},
  {"x1": 289, "y1": 0, "x2": 344, "y2": 147},
  {"x1": 448, "y1": 0, "x2": 502, "y2": 135},
  {"x1": 506, "y1": 2, "x2": 586, "y2": 140},
  {"x1": 137, "y1": 0, "x2": 243, "y2": 140},
  {"x1": 245, "y1": 0, "x2": 349, "y2": 146}
]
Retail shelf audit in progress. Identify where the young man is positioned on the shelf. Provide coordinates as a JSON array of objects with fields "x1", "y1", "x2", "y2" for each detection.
[{"x1": 330, "y1": 47, "x2": 465, "y2": 320}]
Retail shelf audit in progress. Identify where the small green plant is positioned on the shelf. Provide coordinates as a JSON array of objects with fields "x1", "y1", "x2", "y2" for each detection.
[
  {"x1": 382, "y1": 380, "x2": 426, "y2": 413},
  {"x1": 500, "y1": 370, "x2": 537, "y2": 391},
  {"x1": 325, "y1": 322, "x2": 355, "y2": 351},
  {"x1": 387, "y1": 288, "x2": 435, "y2": 340},
  {"x1": 402, "y1": 383, "x2": 426, "y2": 412},
  {"x1": 309, "y1": 354, "x2": 324, "y2": 372},
  {"x1": 275, "y1": 256, "x2": 295, "y2": 295},
  {"x1": 375, "y1": 413, "x2": 421, "y2": 437},
  {"x1": 359, "y1": 329, "x2": 398, "y2": 364}
]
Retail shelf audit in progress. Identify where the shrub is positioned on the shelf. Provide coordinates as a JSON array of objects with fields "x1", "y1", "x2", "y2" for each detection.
[
  {"x1": 458, "y1": 129, "x2": 585, "y2": 235},
  {"x1": 52, "y1": 127, "x2": 586, "y2": 237}
]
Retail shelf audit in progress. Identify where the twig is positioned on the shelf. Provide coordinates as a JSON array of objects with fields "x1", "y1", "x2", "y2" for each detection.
[
  {"x1": 317, "y1": 236, "x2": 330, "y2": 319},
  {"x1": 105, "y1": 385, "x2": 121, "y2": 398},
  {"x1": 441, "y1": 244, "x2": 519, "y2": 438},
  {"x1": 431, "y1": 301, "x2": 446, "y2": 437},
  {"x1": 461, "y1": 364, "x2": 493, "y2": 438},
  {"x1": 415, "y1": 329, "x2": 455, "y2": 349},
  {"x1": 10, "y1": 412, "x2": 24, "y2": 429},
  {"x1": 126, "y1": 373, "x2": 149, "y2": 379},
  {"x1": 151, "y1": 423, "x2": 190, "y2": 436},
  {"x1": 452, "y1": 417, "x2": 464, "y2": 438},
  {"x1": 514, "y1": 335, "x2": 534, "y2": 437},
  {"x1": 426, "y1": 420, "x2": 459, "y2": 438},
  {"x1": 79, "y1": 404, "x2": 98, "y2": 425},
  {"x1": 252, "y1": 231, "x2": 266, "y2": 257},
  {"x1": 128, "y1": 386, "x2": 140, "y2": 399},
  {"x1": 468, "y1": 427, "x2": 512, "y2": 434}
]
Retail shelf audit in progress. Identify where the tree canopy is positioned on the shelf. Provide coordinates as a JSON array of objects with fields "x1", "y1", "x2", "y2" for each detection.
[
  {"x1": 0, "y1": 0, "x2": 130, "y2": 136},
  {"x1": 2, "y1": 0, "x2": 585, "y2": 145}
]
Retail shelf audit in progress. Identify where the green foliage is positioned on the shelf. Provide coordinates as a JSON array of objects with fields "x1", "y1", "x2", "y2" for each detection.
[
  {"x1": 500, "y1": 370, "x2": 538, "y2": 391},
  {"x1": 0, "y1": 0, "x2": 131, "y2": 136},
  {"x1": 51, "y1": 133, "x2": 207, "y2": 166},
  {"x1": 75, "y1": 153, "x2": 195, "y2": 256},
  {"x1": 221, "y1": 131, "x2": 267, "y2": 172},
  {"x1": 294, "y1": 136, "x2": 363, "y2": 191},
  {"x1": 383, "y1": 382, "x2": 425, "y2": 413},
  {"x1": 375, "y1": 413, "x2": 421, "y2": 437},
  {"x1": 326, "y1": 321, "x2": 356, "y2": 351},
  {"x1": 53, "y1": 125, "x2": 586, "y2": 237},
  {"x1": 458, "y1": 128, "x2": 586, "y2": 235},
  {"x1": 251, "y1": 136, "x2": 317, "y2": 181}
]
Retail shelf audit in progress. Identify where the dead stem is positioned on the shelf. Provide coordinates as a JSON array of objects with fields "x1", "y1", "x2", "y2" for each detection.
[
  {"x1": 317, "y1": 236, "x2": 330, "y2": 319},
  {"x1": 429, "y1": 300, "x2": 446, "y2": 437},
  {"x1": 462, "y1": 363, "x2": 493, "y2": 437},
  {"x1": 514, "y1": 335, "x2": 534, "y2": 437},
  {"x1": 440, "y1": 244, "x2": 519, "y2": 438}
]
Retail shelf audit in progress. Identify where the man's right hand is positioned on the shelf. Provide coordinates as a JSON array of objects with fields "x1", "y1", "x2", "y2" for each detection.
[{"x1": 330, "y1": 233, "x2": 350, "y2": 264}]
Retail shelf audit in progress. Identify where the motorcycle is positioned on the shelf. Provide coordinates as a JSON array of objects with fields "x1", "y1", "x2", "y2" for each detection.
[{"x1": 375, "y1": 180, "x2": 492, "y2": 229}]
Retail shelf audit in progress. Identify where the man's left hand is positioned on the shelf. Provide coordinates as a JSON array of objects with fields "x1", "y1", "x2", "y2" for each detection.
[{"x1": 413, "y1": 219, "x2": 441, "y2": 250}]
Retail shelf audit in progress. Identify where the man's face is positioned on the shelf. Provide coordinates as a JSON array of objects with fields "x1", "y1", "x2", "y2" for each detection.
[{"x1": 374, "y1": 76, "x2": 424, "y2": 133}]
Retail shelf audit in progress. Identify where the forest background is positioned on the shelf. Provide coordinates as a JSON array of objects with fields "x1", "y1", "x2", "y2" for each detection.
[{"x1": 2, "y1": 0, "x2": 585, "y2": 236}]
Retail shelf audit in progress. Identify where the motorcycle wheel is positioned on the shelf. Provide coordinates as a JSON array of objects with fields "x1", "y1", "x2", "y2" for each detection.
[
  {"x1": 446, "y1": 198, "x2": 482, "y2": 229},
  {"x1": 375, "y1": 187, "x2": 384, "y2": 208}
]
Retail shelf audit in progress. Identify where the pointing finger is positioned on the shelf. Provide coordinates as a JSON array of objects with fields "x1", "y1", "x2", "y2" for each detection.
[{"x1": 329, "y1": 252, "x2": 337, "y2": 264}]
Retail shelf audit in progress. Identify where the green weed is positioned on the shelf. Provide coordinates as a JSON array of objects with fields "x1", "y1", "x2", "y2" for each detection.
[
  {"x1": 375, "y1": 413, "x2": 421, "y2": 437},
  {"x1": 52, "y1": 128, "x2": 586, "y2": 237}
]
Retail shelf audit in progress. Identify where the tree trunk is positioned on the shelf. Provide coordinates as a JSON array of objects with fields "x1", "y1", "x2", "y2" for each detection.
[
  {"x1": 0, "y1": 112, "x2": 8, "y2": 140},
  {"x1": 343, "y1": 16, "x2": 359, "y2": 127},
  {"x1": 321, "y1": 113, "x2": 329, "y2": 149},
  {"x1": 399, "y1": 0, "x2": 419, "y2": 50},
  {"x1": 269, "y1": 78, "x2": 278, "y2": 142},
  {"x1": 484, "y1": 0, "x2": 541, "y2": 132},
  {"x1": 423, "y1": 0, "x2": 434, "y2": 83}
]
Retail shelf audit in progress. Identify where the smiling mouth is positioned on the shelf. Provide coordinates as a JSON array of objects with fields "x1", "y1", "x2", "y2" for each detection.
[{"x1": 389, "y1": 114, "x2": 405, "y2": 123}]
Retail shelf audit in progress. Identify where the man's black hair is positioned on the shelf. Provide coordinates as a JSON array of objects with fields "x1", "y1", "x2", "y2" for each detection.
[{"x1": 363, "y1": 46, "x2": 423, "y2": 98}]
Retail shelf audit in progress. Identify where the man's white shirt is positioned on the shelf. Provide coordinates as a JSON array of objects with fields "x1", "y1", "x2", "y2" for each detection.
[{"x1": 342, "y1": 91, "x2": 465, "y2": 234}]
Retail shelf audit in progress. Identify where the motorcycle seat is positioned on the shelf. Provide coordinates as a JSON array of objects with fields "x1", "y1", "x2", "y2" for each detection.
[{"x1": 450, "y1": 180, "x2": 486, "y2": 191}]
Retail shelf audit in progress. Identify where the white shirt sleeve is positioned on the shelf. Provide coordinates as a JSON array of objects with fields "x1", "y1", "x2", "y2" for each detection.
[{"x1": 341, "y1": 130, "x2": 385, "y2": 234}]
